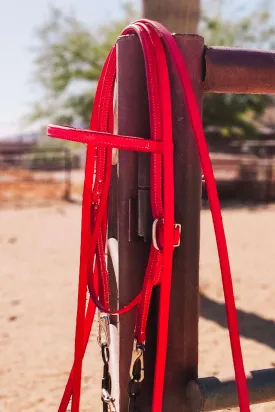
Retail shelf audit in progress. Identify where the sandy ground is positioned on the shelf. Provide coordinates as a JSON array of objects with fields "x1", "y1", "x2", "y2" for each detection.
[{"x1": 1, "y1": 202, "x2": 275, "y2": 411}]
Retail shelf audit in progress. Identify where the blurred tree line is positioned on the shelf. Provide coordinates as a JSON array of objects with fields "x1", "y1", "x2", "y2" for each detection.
[{"x1": 30, "y1": 0, "x2": 275, "y2": 143}]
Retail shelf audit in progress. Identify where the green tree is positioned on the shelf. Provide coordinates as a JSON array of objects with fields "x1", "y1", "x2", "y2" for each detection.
[
  {"x1": 201, "y1": 0, "x2": 275, "y2": 139},
  {"x1": 30, "y1": 1, "x2": 274, "y2": 141},
  {"x1": 30, "y1": 4, "x2": 137, "y2": 128}
]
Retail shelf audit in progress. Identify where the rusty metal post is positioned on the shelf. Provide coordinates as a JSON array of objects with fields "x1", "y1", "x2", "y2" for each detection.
[
  {"x1": 116, "y1": 33, "x2": 204, "y2": 411},
  {"x1": 204, "y1": 47, "x2": 275, "y2": 94},
  {"x1": 116, "y1": 34, "x2": 152, "y2": 412},
  {"x1": 163, "y1": 34, "x2": 204, "y2": 411}
]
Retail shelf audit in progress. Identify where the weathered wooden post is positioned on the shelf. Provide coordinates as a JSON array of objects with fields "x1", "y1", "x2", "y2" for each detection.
[{"x1": 111, "y1": 33, "x2": 204, "y2": 412}]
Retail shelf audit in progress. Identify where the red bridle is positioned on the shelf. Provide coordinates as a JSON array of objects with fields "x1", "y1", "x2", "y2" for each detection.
[{"x1": 47, "y1": 19, "x2": 250, "y2": 412}]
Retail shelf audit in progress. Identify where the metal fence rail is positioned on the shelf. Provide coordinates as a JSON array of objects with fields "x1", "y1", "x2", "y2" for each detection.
[
  {"x1": 187, "y1": 369, "x2": 275, "y2": 411},
  {"x1": 204, "y1": 47, "x2": 275, "y2": 94}
]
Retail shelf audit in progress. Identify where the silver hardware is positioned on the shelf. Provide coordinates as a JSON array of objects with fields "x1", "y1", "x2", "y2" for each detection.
[
  {"x1": 152, "y1": 219, "x2": 181, "y2": 250},
  {"x1": 97, "y1": 312, "x2": 111, "y2": 348},
  {"x1": 101, "y1": 389, "x2": 116, "y2": 412},
  {"x1": 129, "y1": 339, "x2": 145, "y2": 382},
  {"x1": 173, "y1": 223, "x2": 182, "y2": 248}
]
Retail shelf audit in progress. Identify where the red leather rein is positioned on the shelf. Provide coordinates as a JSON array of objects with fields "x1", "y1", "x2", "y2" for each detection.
[{"x1": 47, "y1": 19, "x2": 250, "y2": 412}]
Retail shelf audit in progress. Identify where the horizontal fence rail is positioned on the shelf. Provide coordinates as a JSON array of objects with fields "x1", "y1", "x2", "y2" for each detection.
[
  {"x1": 204, "y1": 47, "x2": 275, "y2": 94},
  {"x1": 187, "y1": 369, "x2": 275, "y2": 411}
]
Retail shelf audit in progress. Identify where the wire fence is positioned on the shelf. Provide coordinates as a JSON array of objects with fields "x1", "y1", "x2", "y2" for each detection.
[
  {"x1": 1, "y1": 147, "x2": 275, "y2": 206},
  {"x1": 208, "y1": 153, "x2": 275, "y2": 202}
]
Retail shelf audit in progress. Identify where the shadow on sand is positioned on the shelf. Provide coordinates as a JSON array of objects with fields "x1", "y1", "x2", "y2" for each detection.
[{"x1": 200, "y1": 293, "x2": 275, "y2": 350}]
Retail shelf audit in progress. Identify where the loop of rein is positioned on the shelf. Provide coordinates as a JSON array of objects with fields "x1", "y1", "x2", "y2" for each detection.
[{"x1": 48, "y1": 19, "x2": 250, "y2": 412}]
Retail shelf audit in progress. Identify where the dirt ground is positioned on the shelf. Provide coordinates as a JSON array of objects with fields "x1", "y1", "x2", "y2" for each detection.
[{"x1": 1, "y1": 202, "x2": 275, "y2": 411}]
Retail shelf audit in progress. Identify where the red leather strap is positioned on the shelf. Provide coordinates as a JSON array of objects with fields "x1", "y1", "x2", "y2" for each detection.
[
  {"x1": 48, "y1": 125, "x2": 164, "y2": 153},
  {"x1": 48, "y1": 19, "x2": 250, "y2": 412}
]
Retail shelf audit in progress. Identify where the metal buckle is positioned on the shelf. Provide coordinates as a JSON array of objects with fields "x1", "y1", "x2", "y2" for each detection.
[
  {"x1": 97, "y1": 312, "x2": 111, "y2": 347},
  {"x1": 101, "y1": 388, "x2": 116, "y2": 412},
  {"x1": 152, "y1": 219, "x2": 162, "y2": 251},
  {"x1": 129, "y1": 339, "x2": 145, "y2": 382},
  {"x1": 173, "y1": 223, "x2": 181, "y2": 248},
  {"x1": 152, "y1": 219, "x2": 181, "y2": 250}
]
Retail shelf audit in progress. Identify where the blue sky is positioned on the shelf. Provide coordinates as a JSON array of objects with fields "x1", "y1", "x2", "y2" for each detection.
[
  {"x1": 0, "y1": 0, "x2": 139, "y2": 138},
  {"x1": 0, "y1": 0, "x2": 266, "y2": 138}
]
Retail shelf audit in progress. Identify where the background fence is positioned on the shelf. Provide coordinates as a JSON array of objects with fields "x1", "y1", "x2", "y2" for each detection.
[
  {"x1": 209, "y1": 154, "x2": 275, "y2": 202},
  {"x1": 0, "y1": 148, "x2": 84, "y2": 206},
  {"x1": 1, "y1": 145, "x2": 275, "y2": 207}
]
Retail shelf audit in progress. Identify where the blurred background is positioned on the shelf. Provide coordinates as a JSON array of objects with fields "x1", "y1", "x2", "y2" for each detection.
[{"x1": 1, "y1": 1, "x2": 275, "y2": 411}]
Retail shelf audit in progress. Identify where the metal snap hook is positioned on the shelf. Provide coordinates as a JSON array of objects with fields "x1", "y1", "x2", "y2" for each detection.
[
  {"x1": 129, "y1": 339, "x2": 145, "y2": 382},
  {"x1": 101, "y1": 388, "x2": 116, "y2": 412}
]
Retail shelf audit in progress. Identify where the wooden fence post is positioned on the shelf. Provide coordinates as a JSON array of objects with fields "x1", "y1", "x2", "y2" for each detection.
[{"x1": 114, "y1": 33, "x2": 204, "y2": 412}]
